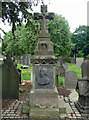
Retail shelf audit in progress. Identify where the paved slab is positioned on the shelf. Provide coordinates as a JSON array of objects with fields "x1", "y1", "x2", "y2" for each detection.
[{"x1": 1, "y1": 96, "x2": 89, "y2": 119}]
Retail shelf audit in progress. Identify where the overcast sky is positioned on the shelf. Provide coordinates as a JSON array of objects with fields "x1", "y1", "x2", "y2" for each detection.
[{"x1": 0, "y1": 0, "x2": 88, "y2": 38}]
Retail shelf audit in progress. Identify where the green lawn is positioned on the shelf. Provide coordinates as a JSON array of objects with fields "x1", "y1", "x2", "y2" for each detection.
[
  {"x1": 17, "y1": 64, "x2": 32, "y2": 81},
  {"x1": 17, "y1": 63, "x2": 82, "y2": 85}
]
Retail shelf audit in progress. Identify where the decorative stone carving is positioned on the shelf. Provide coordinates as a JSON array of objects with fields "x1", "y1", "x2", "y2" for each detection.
[{"x1": 21, "y1": 5, "x2": 59, "y2": 119}]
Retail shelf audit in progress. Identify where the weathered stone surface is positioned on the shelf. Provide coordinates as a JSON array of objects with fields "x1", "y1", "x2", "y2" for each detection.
[
  {"x1": 81, "y1": 60, "x2": 89, "y2": 78},
  {"x1": 76, "y1": 58, "x2": 84, "y2": 69},
  {"x1": 2, "y1": 55, "x2": 20, "y2": 99},
  {"x1": 35, "y1": 65, "x2": 54, "y2": 89},
  {"x1": 64, "y1": 65, "x2": 69, "y2": 72},
  {"x1": 21, "y1": 4, "x2": 59, "y2": 118},
  {"x1": 65, "y1": 71, "x2": 77, "y2": 89},
  {"x1": 56, "y1": 65, "x2": 65, "y2": 77},
  {"x1": 29, "y1": 117, "x2": 59, "y2": 120},
  {"x1": 29, "y1": 89, "x2": 58, "y2": 108},
  {"x1": 78, "y1": 77, "x2": 89, "y2": 96},
  {"x1": 29, "y1": 108, "x2": 59, "y2": 118},
  {"x1": 58, "y1": 97, "x2": 66, "y2": 114},
  {"x1": 30, "y1": 5, "x2": 58, "y2": 65},
  {"x1": 76, "y1": 60, "x2": 89, "y2": 116},
  {"x1": 69, "y1": 89, "x2": 79, "y2": 102}
]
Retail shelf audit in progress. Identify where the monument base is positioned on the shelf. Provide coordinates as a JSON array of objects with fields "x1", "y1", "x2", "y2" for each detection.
[
  {"x1": 21, "y1": 88, "x2": 60, "y2": 118},
  {"x1": 29, "y1": 108, "x2": 59, "y2": 118},
  {"x1": 29, "y1": 88, "x2": 58, "y2": 108}
]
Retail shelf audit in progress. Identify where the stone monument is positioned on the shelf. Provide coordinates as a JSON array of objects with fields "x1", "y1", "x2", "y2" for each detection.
[
  {"x1": 2, "y1": 55, "x2": 20, "y2": 99},
  {"x1": 75, "y1": 60, "x2": 89, "y2": 116},
  {"x1": 21, "y1": 5, "x2": 59, "y2": 119}
]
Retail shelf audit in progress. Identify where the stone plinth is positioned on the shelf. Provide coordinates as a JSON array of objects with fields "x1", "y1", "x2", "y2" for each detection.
[
  {"x1": 29, "y1": 108, "x2": 59, "y2": 118},
  {"x1": 21, "y1": 4, "x2": 66, "y2": 118},
  {"x1": 29, "y1": 89, "x2": 58, "y2": 108}
]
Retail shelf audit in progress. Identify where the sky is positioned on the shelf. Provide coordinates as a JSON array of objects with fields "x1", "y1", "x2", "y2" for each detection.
[{"x1": 0, "y1": 0, "x2": 88, "y2": 39}]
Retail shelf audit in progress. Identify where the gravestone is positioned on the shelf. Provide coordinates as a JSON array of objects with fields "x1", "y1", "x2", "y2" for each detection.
[
  {"x1": 2, "y1": 55, "x2": 20, "y2": 99},
  {"x1": 81, "y1": 60, "x2": 89, "y2": 78},
  {"x1": 21, "y1": 5, "x2": 60, "y2": 119},
  {"x1": 76, "y1": 58, "x2": 84, "y2": 69},
  {"x1": 27, "y1": 54, "x2": 31, "y2": 66},
  {"x1": 24, "y1": 55, "x2": 27, "y2": 65},
  {"x1": 65, "y1": 71, "x2": 77, "y2": 89},
  {"x1": 64, "y1": 64, "x2": 69, "y2": 71},
  {"x1": 75, "y1": 60, "x2": 89, "y2": 116},
  {"x1": 21, "y1": 54, "x2": 31, "y2": 66}
]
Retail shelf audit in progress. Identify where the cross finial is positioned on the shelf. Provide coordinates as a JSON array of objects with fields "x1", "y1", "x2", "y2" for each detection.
[
  {"x1": 41, "y1": 5, "x2": 47, "y2": 15},
  {"x1": 34, "y1": 5, "x2": 54, "y2": 37}
]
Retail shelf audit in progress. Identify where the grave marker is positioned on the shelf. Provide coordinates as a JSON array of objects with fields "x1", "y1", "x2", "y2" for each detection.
[
  {"x1": 76, "y1": 58, "x2": 84, "y2": 69},
  {"x1": 64, "y1": 64, "x2": 69, "y2": 71},
  {"x1": 2, "y1": 55, "x2": 20, "y2": 99},
  {"x1": 21, "y1": 4, "x2": 60, "y2": 118},
  {"x1": 65, "y1": 71, "x2": 77, "y2": 89}
]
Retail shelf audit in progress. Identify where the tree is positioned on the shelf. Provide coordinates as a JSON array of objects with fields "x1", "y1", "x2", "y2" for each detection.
[
  {"x1": 48, "y1": 14, "x2": 73, "y2": 57},
  {"x1": 1, "y1": 0, "x2": 44, "y2": 37},
  {"x1": 3, "y1": 14, "x2": 73, "y2": 57},
  {"x1": 2, "y1": 20, "x2": 40, "y2": 56},
  {"x1": 71, "y1": 25, "x2": 89, "y2": 57}
]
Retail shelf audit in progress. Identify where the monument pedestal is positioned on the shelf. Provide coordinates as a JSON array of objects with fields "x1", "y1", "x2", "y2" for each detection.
[
  {"x1": 29, "y1": 88, "x2": 59, "y2": 118},
  {"x1": 21, "y1": 4, "x2": 66, "y2": 119},
  {"x1": 30, "y1": 88, "x2": 58, "y2": 107},
  {"x1": 29, "y1": 108, "x2": 59, "y2": 118}
]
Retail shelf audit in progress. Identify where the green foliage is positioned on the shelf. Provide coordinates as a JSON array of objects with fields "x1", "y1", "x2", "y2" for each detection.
[
  {"x1": 48, "y1": 14, "x2": 73, "y2": 57},
  {"x1": 3, "y1": 22, "x2": 39, "y2": 56},
  {"x1": 58, "y1": 76, "x2": 64, "y2": 85},
  {"x1": 1, "y1": 1, "x2": 44, "y2": 36},
  {"x1": 77, "y1": 51, "x2": 84, "y2": 57},
  {"x1": 71, "y1": 25, "x2": 89, "y2": 57},
  {"x1": 3, "y1": 14, "x2": 73, "y2": 57},
  {"x1": 86, "y1": 54, "x2": 89, "y2": 58},
  {"x1": 17, "y1": 64, "x2": 32, "y2": 81},
  {"x1": 68, "y1": 65, "x2": 82, "y2": 78}
]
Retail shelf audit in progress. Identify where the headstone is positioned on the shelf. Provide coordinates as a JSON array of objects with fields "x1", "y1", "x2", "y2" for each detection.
[
  {"x1": 65, "y1": 71, "x2": 77, "y2": 89},
  {"x1": 75, "y1": 60, "x2": 89, "y2": 116},
  {"x1": 56, "y1": 65, "x2": 65, "y2": 77},
  {"x1": 24, "y1": 55, "x2": 28, "y2": 65},
  {"x1": 21, "y1": 5, "x2": 60, "y2": 119},
  {"x1": 76, "y1": 58, "x2": 84, "y2": 69},
  {"x1": 64, "y1": 64, "x2": 69, "y2": 71},
  {"x1": 22, "y1": 54, "x2": 31, "y2": 66},
  {"x1": 2, "y1": 55, "x2": 20, "y2": 99},
  {"x1": 81, "y1": 60, "x2": 89, "y2": 78},
  {"x1": 27, "y1": 54, "x2": 31, "y2": 66}
]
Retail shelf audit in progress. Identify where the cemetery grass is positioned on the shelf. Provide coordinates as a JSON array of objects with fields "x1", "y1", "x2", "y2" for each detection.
[
  {"x1": 17, "y1": 64, "x2": 32, "y2": 81},
  {"x1": 58, "y1": 63, "x2": 82, "y2": 85},
  {"x1": 17, "y1": 63, "x2": 82, "y2": 83}
]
